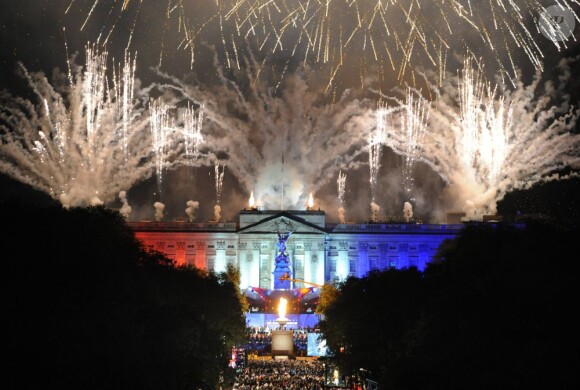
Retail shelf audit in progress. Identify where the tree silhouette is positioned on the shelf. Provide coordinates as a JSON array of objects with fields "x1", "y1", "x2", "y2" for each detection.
[
  {"x1": 318, "y1": 221, "x2": 579, "y2": 389},
  {"x1": 4, "y1": 200, "x2": 246, "y2": 389}
]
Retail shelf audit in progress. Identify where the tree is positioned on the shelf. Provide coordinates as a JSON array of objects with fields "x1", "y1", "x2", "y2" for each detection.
[
  {"x1": 316, "y1": 282, "x2": 339, "y2": 315},
  {"x1": 4, "y1": 200, "x2": 246, "y2": 389},
  {"x1": 318, "y1": 269, "x2": 425, "y2": 385},
  {"x1": 220, "y1": 262, "x2": 250, "y2": 313},
  {"x1": 317, "y1": 221, "x2": 579, "y2": 389},
  {"x1": 414, "y1": 221, "x2": 579, "y2": 390}
]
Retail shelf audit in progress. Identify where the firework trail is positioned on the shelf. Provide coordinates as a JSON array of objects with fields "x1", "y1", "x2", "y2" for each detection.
[
  {"x1": 369, "y1": 133, "x2": 383, "y2": 221},
  {"x1": 154, "y1": 54, "x2": 375, "y2": 210},
  {"x1": 369, "y1": 102, "x2": 388, "y2": 204},
  {"x1": 69, "y1": 1, "x2": 580, "y2": 91},
  {"x1": 337, "y1": 170, "x2": 347, "y2": 205},
  {"x1": 214, "y1": 160, "x2": 225, "y2": 204},
  {"x1": 214, "y1": 160, "x2": 225, "y2": 222},
  {"x1": 182, "y1": 102, "x2": 204, "y2": 162},
  {"x1": 383, "y1": 55, "x2": 580, "y2": 220},
  {"x1": 0, "y1": 43, "x2": 204, "y2": 208},
  {"x1": 400, "y1": 88, "x2": 430, "y2": 202},
  {"x1": 149, "y1": 98, "x2": 174, "y2": 193},
  {"x1": 337, "y1": 170, "x2": 347, "y2": 223}
]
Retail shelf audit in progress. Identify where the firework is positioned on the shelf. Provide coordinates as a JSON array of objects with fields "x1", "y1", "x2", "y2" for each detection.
[
  {"x1": 369, "y1": 102, "x2": 387, "y2": 203},
  {"x1": 0, "y1": 43, "x2": 203, "y2": 208},
  {"x1": 182, "y1": 102, "x2": 204, "y2": 161},
  {"x1": 215, "y1": 160, "x2": 225, "y2": 204},
  {"x1": 337, "y1": 170, "x2": 347, "y2": 223},
  {"x1": 149, "y1": 98, "x2": 174, "y2": 193},
  {"x1": 156, "y1": 55, "x2": 374, "y2": 210},
  {"x1": 69, "y1": 1, "x2": 579, "y2": 91},
  {"x1": 337, "y1": 170, "x2": 347, "y2": 205},
  {"x1": 383, "y1": 55, "x2": 580, "y2": 220},
  {"x1": 400, "y1": 87, "x2": 429, "y2": 201}
]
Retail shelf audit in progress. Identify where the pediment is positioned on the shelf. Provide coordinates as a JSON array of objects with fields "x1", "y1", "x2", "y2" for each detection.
[{"x1": 239, "y1": 213, "x2": 325, "y2": 234}]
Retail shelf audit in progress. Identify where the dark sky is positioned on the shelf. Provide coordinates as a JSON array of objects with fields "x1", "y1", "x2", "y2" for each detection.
[{"x1": 1, "y1": 1, "x2": 580, "y2": 223}]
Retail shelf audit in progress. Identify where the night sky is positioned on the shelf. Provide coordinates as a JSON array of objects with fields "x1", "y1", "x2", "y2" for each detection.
[{"x1": 1, "y1": 1, "x2": 579, "y2": 223}]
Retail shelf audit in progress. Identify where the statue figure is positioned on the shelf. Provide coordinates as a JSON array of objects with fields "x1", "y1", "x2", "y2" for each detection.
[
  {"x1": 273, "y1": 230, "x2": 293, "y2": 289},
  {"x1": 275, "y1": 231, "x2": 293, "y2": 257}
]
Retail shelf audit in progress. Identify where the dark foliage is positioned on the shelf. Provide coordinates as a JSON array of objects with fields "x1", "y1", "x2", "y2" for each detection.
[
  {"x1": 3, "y1": 200, "x2": 246, "y2": 390},
  {"x1": 319, "y1": 220, "x2": 579, "y2": 390}
]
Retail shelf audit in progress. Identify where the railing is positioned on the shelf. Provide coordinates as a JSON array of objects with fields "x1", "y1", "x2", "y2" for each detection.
[
  {"x1": 128, "y1": 221, "x2": 467, "y2": 233},
  {"x1": 326, "y1": 223, "x2": 465, "y2": 233},
  {"x1": 127, "y1": 221, "x2": 238, "y2": 232}
]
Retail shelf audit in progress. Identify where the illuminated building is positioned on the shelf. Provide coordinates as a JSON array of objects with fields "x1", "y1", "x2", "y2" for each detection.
[
  {"x1": 130, "y1": 209, "x2": 462, "y2": 328},
  {"x1": 129, "y1": 209, "x2": 461, "y2": 287}
]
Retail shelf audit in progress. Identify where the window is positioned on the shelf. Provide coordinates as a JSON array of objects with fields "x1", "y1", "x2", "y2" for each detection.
[
  {"x1": 176, "y1": 250, "x2": 185, "y2": 264},
  {"x1": 329, "y1": 259, "x2": 337, "y2": 272},
  {"x1": 294, "y1": 258, "x2": 303, "y2": 270},
  {"x1": 349, "y1": 259, "x2": 357, "y2": 273}
]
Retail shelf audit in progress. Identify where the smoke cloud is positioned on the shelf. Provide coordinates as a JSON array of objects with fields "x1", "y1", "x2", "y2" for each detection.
[
  {"x1": 380, "y1": 55, "x2": 580, "y2": 220},
  {"x1": 338, "y1": 207, "x2": 346, "y2": 224},
  {"x1": 370, "y1": 202, "x2": 380, "y2": 223},
  {"x1": 403, "y1": 202, "x2": 413, "y2": 222},
  {"x1": 119, "y1": 191, "x2": 132, "y2": 220},
  {"x1": 154, "y1": 201, "x2": 165, "y2": 222},
  {"x1": 155, "y1": 56, "x2": 375, "y2": 211},
  {"x1": 185, "y1": 200, "x2": 200, "y2": 222},
  {"x1": 214, "y1": 204, "x2": 222, "y2": 223}
]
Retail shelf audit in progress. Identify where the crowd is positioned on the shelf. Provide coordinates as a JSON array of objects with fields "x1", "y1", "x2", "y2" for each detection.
[
  {"x1": 245, "y1": 326, "x2": 320, "y2": 356},
  {"x1": 232, "y1": 359, "x2": 325, "y2": 390}
]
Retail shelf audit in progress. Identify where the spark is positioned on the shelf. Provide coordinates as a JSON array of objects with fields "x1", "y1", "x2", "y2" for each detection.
[
  {"x1": 381, "y1": 54, "x2": 580, "y2": 220},
  {"x1": 215, "y1": 160, "x2": 225, "y2": 204},
  {"x1": 67, "y1": 1, "x2": 580, "y2": 90},
  {"x1": 337, "y1": 170, "x2": 347, "y2": 223},
  {"x1": 154, "y1": 54, "x2": 374, "y2": 210},
  {"x1": 337, "y1": 170, "x2": 346, "y2": 206},
  {"x1": 0, "y1": 43, "x2": 203, "y2": 208},
  {"x1": 400, "y1": 87, "x2": 429, "y2": 200}
]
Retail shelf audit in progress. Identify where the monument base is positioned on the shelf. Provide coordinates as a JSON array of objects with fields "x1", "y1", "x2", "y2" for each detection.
[{"x1": 271, "y1": 329, "x2": 294, "y2": 358}]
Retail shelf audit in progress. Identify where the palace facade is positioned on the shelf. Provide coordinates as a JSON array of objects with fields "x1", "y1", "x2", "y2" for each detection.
[{"x1": 129, "y1": 209, "x2": 463, "y2": 290}]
